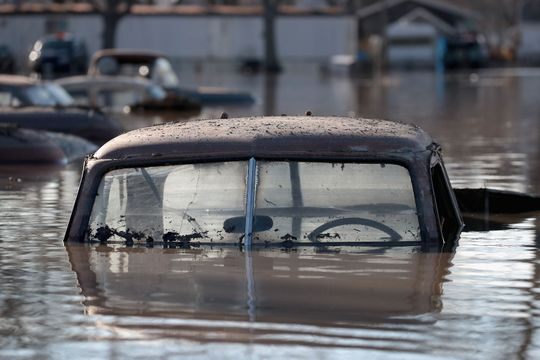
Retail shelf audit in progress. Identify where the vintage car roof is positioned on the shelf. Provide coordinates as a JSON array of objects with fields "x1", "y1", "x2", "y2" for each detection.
[
  {"x1": 93, "y1": 116, "x2": 434, "y2": 162},
  {"x1": 56, "y1": 75, "x2": 154, "y2": 90}
]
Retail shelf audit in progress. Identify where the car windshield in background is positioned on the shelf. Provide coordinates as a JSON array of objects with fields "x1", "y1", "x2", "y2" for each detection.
[
  {"x1": 94, "y1": 88, "x2": 153, "y2": 110},
  {"x1": 153, "y1": 58, "x2": 179, "y2": 88},
  {"x1": 147, "y1": 84, "x2": 166, "y2": 100},
  {"x1": 87, "y1": 161, "x2": 420, "y2": 245},
  {"x1": 0, "y1": 80, "x2": 76, "y2": 107},
  {"x1": 41, "y1": 40, "x2": 73, "y2": 51},
  {"x1": 23, "y1": 85, "x2": 58, "y2": 106},
  {"x1": 43, "y1": 83, "x2": 74, "y2": 107},
  {"x1": 95, "y1": 56, "x2": 179, "y2": 88},
  {"x1": 40, "y1": 40, "x2": 73, "y2": 61}
]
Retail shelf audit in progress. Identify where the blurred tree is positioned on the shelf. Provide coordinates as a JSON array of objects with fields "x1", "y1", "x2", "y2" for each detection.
[
  {"x1": 263, "y1": 0, "x2": 282, "y2": 72},
  {"x1": 456, "y1": 0, "x2": 523, "y2": 60},
  {"x1": 487, "y1": 0, "x2": 522, "y2": 59},
  {"x1": 90, "y1": 0, "x2": 134, "y2": 49},
  {"x1": 522, "y1": 0, "x2": 540, "y2": 20},
  {"x1": 347, "y1": 0, "x2": 379, "y2": 13}
]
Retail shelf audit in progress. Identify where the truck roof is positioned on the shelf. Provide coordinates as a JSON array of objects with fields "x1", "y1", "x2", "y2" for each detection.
[{"x1": 93, "y1": 116, "x2": 434, "y2": 162}]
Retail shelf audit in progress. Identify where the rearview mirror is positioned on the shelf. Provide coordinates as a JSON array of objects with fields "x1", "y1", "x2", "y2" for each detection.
[{"x1": 223, "y1": 215, "x2": 273, "y2": 233}]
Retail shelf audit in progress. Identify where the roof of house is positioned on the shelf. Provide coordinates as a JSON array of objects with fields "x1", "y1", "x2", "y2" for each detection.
[{"x1": 357, "y1": 0, "x2": 478, "y2": 27}]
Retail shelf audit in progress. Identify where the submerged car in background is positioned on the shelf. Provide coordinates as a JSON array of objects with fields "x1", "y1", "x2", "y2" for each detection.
[
  {"x1": 444, "y1": 33, "x2": 489, "y2": 69},
  {"x1": 88, "y1": 49, "x2": 255, "y2": 105},
  {"x1": 0, "y1": 75, "x2": 77, "y2": 108},
  {"x1": 65, "y1": 116, "x2": 464, "y2": 251},
  {"x1": 0, "y1": 75, "x2": 123, "y2": 143},
  {"x1": 56, "y1": 75, "x2": 201, "y2": 129},
  {"x1": 0, "y1": 45, "x2": 15, "y2": 74},
  {"x1": 0, "y1": 123, "x2": 96, "y2": 165},
  {"x1": 28, "y1": 33, "x2": 88, "y2": 78}
]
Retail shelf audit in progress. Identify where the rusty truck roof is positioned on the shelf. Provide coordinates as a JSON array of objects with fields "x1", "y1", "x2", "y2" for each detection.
[{"x1": 93, "y1": 116, "x2": 434, "y2": 162}]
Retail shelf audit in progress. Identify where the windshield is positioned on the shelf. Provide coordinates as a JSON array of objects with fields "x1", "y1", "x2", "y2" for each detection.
[
  {"x1": 22, "y1": 85, "x2": 58, "y2": 106},
  {"x1": 152, "y1": 58, "x2": 179, "y2": 88},
  {"x1": 42, "y1": 40, "x2": 72, "y2": 51},
  {"x1": 147, "y1": 85, "x2": 166, "y2": 100},
  {"x1": 92, "y1": 87, "x2": 147, "y2": 110},
  {"x1": 43, "y1": 83, "x2": 74, "y2": 106},
  {"x1": 87, "y1": 161, "x2": 420, "y2": 245},
  {"x1": 39, "y1": 40, "x2": 73, "y2": 58},
  {"x1": 88, "y1": 162, "x2": 248, "y2": 244},
  {"x1": 14, "y1": 84, "x2": 75, "y2": 107},
  {"x1": 95, "y1": 56, "x2": 179, "y2": 88}
]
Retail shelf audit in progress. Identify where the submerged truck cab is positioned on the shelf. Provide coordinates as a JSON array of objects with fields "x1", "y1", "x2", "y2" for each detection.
[{"x1": 65, "y1": 116, "x2": 463, "y2": 250}]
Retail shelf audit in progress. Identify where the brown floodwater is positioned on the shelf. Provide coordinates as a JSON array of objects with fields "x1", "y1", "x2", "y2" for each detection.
[{"x1": 1, "y1": 67, "x2": 540, "y2": 359}]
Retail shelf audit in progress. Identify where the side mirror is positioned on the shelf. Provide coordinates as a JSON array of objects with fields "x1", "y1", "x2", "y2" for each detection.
[{"x1": 223, "y1": 215, "x2": 273, "y2": 233}]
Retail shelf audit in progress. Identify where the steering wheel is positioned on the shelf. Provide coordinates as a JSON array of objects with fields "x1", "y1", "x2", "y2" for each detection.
[{"x1": 307, "y1": 217, "x2": 402, "y2": 242}]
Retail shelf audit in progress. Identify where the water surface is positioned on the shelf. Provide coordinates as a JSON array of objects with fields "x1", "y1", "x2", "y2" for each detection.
[{"x1": 1, "y1": 67, "x2": 540, "y2": 359}]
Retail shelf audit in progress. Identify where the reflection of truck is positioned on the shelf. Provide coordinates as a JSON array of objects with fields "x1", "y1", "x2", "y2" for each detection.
[
  {"x1": 443, "y1": 33, "x2": 489, "y2": 69},
  {"x1": 66, "y1": 244, "x2": 452, "y2": 328}
]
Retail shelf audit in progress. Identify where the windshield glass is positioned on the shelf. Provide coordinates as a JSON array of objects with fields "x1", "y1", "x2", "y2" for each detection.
[
  {"x1": 147, "y1": 85, "x2": 166, "y2": 100},
  {"x1": 93, "y1": 87, "x2": 147, "y2": 110},
  {"x1": 254, "y1": 162, "x2": 419, "y2": 243},
  {"x1": 152, "y1": 58, "x2": 179, "y2": 88},
  {"x1": 17, "y1": 84, "x2": 75, "y2": 107},
  {"x1": 88, "y1": 162, "x2": 248, "y2": 244},
  {"x1": 23, "y1": 85, "x2": 58, "y2": 106},
  {"x1": 40, "y1": 40, "x2": 73, "y2": 58},
  {"x1": 42, "y1": 40, "x2": 72, "y2": 51},
  {"x1": 94, "y1": 56, "x2": 179, "y2": 88},
  {"x1": 43, "y1": 83, "x2": 74, "y2": 106},
  {"x1": 87, "y1": 161, "x2": 420, "y2": 245}
]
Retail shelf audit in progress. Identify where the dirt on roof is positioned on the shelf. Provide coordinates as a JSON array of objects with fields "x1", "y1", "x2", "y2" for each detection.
[{"x1": 93, "y1": 116, "x2": 434, "y2": 161}]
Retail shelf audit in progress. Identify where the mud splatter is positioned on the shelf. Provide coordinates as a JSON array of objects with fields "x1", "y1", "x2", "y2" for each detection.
[
  {"x1": 315, "y1": 233, "x2": 341, "y2": 240},
  {"x1": 162, "y1": 231, "x2": 208, "y2": 248},
  {"x1": 280, "y1": 233, "x2": 297, "y2": 241},
  {"x1": 91, "y1": 225, "x2": 148, "y2": 246}
]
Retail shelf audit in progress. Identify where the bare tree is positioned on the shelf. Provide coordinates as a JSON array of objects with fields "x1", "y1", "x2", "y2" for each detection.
[
  {"x1": 466, "y1": 0, "x2": 523, "y2": 59},
  {"x1": 90, "y1": 0, "x2": 135, "y2": 49},
  {"x1": 262, "y1": 0, "x2": 282, "y2": 72}
]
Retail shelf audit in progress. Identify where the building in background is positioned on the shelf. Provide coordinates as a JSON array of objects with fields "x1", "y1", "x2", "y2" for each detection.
[
  {"x1": 0, "y1": 0, "x2": 539, "y2": 72},
  {"x1": 356, "y1": 0, "x2": 482, "y2": 69}
]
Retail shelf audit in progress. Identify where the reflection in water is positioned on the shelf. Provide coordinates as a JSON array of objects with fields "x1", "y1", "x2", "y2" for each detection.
[
  {"x1": 66, "y1": 244, "x2": 451, "y2": 349},
  {"x1": 69, "y1": 246, "x2": 448, "y2": 320}
]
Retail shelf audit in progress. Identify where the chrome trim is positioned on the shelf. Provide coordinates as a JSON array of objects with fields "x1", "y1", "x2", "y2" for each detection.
[{"x1": 244, "y1": 157, "x2": 257, "y2": 250}]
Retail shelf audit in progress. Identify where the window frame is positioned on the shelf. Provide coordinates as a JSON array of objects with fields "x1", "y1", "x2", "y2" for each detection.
[
  {"x1": 68, "y1": 156, "x2": 428, "y2": 247},
  {"x1": 429, "y1": 156, "x2": 463, "y2": 245}
]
